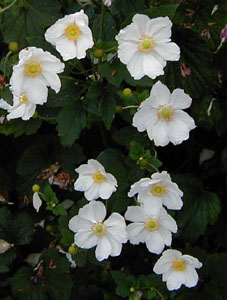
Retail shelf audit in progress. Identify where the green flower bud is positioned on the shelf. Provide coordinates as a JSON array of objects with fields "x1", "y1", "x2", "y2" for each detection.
[
  {"x1": 8, "y1": 42, "x2": 19, "y2": 53},
  {"x1": 123, "y1": 88, "x2": 132, "y2": 97},
  {"x1": 32, "y1": 184, "x2": 40, "y2": 193}
]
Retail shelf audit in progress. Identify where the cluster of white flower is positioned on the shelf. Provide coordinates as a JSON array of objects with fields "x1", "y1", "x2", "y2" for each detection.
[
  {"x1": 69, "y1": 159, "x2": 202, "y2": 290},
  {"x1": 0, "y1": 7, "x2": 201, "y2": 291}
]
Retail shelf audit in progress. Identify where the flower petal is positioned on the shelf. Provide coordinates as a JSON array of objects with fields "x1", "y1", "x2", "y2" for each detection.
[
  {"x1": 127, "y1": 223, "x2": 147, "y2": 244},
  {"x1": 74, "y1": 230, "x2": 98, "y2": 249},
  {"x1": 184, "y1": 266, "x2": 199, "y2": 288},
  {"x1": 74, "y1": 176, "x2": 94, "y2": 192},
  {"x1": 99, "y1": 181, "x2": 116, "y2": 199},
  {"x1": 150, "y1": 81, "x2": 171, "y2": 107},
  {"x1": 146, "y1": 231, "x2": 164, "y2": 254},
  {"x1": 148, "y1": 120, "x2": 169, "y2": 146},
  {"x1": 154, "y1": 42, "x2": 180, "y2": 62},
  {"x1": 125, "y1": 206, "x2": 146, "y2": 222},
  {"x1": 33, "y1": 192, "x2": 42, "y2": 212},
  {"x1": 95, "y1": 235, "x2": 112, "y2": 261},
  {"x1": 170, "y1": 89, "x2": 192, "y2": 109},
  {"x1": 166, "y1": 271, "x2": 185, "y2": 290}
]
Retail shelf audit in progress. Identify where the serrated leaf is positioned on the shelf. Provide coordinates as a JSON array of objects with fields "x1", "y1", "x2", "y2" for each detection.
[
  {"x1": 1, "y1": 0, "x2": 61, "y2": 48},
  {"x1": 53, "y1": 204, "x2": 67, "y2": 216},
  {"x1": 57, "y1": 102, "x2": 87, "y2": 147},
  {"x1": 144, "y1": 4, "x2": 179, "y2": 19}
]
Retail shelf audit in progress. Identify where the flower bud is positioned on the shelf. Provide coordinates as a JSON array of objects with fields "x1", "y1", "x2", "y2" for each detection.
[
  {"x1": 8, "y1": 42, "x2": 19, "y2": 53},
  {"x1": 123, "y1": 88, "x2": 132, "y2": 97},
  {"x1": 0, "y1": 239, "x2": 14, "y2": 253},
  {"x1": 32, "y1": 184, "x2": 40, "y2": 193}
]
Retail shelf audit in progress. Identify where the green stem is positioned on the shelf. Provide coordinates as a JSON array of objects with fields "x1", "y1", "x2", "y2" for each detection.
[
  {"x1": 122, "y1": 105, "x2": 139, "y2": 110},
  {"x1": 148, "y1": 163, "x2": 159, "y2": 172},
  {"x1": 151, "y1": 287, "x2": 165, "y2": 300},
  {"x1": 0, "y1": 0, "x2": 17, "y2": 13},
  {"x1": 3, "y1": 51, "x2": 12, "y2": 78},
  {"x1": 99, "y1": 1, "x2": 105, "y2": 40}
]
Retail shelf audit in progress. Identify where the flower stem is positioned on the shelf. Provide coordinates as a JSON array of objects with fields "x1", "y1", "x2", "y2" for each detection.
[
  {"x1": 105, "y1": 47, "x2": 118, "y2": 53},
  {"x1": 3, "y1": 51, "x2": 12, "y2": 78},
  {"x1": 122, "y1": 105, "x2": 139, "y2": 110},
  {"x1": 0, "y1": 0, "x2": 17, "y2": 13}
]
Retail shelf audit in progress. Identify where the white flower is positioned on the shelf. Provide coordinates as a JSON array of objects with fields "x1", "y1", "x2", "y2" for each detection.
[
  {"x1": 74, "y1": 159, "x2": 117, "y2": 201},
  {"x1": 45, "y1": 10, "x2": 94, "y2": 61},
  {"x1": 132, "y1": 81, "x2": 196, "y2": 146},
  {"x1": 69, "y1": 201, "x2": 128, "y2": 261},
  {"x1": 128, "y1": 171, "x2": 183, "y2": 210},
  {"x1": 10, "y1": 47, "x2": 64, "y2": 105},
  {"x1": 153, "y1": 249, "x2": 202, "y2": 290},
  {"x1": 125, "y1": 199, "x2": 177, "y2": 254},
  {"x1": 33, "y1": 192, "x2": 42, "y2": 212},
  {"x1": 116, "y1": 14, "x2": 180, "y2": 80},
  {"x1": 103, "y1": 0, "x2": 113, "y2": 7},
  {"x1": 0, "y1": 92, "x2": 37, "y2": 121}
]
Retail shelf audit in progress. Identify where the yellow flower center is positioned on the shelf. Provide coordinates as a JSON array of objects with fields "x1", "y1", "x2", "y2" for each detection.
[
  {"x1": 93, "y1": 172, "x2": 105, "y2": 184},
  {"x1": 157, "y1": 105, "x2": 175, "y2": 122},
  {"x1": 150, "y1": 184, "x2": 166, "y2": 197},
  {"x1": 138, "y1": 35, "x2": 156, "y2": 54},
  {"x1": 24, "y1": 62, "x2": 42, "y2": 78},
  {"x1": 172, "y1": 260, "x2": 186, "y2": 272},
  {"x1": 144, "y1": 218, "x2": 159, "y2": 232},
  {"x1": 19, "y1": 93, "x2": 28, "y2": 104},
  {"x1": 65, "y1": 24, "x2": 81, "y2": 40},
  {"x1": 92, "y1": 223, "x2": 106, "y2": 237}
]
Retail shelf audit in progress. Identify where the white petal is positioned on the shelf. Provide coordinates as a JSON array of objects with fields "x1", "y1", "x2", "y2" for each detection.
[
  {"x1": 88, "y1": 159, "x2": 105, "y2": 172},
  {"x1": 105, "y1": 213, "x2": 127, "y2": 243},
  {"x1": 125, "y1": 206, "x2": 146, "y2": 222},
  {"x1": 68, "y1": 215, "x2": 92, "y2": 232},
  {"x1": 56, "y1": 38, "x2": 77, "y2": 61},
  {"x1": 75, "y1": 163, "x2": 96, "y2": 174},
  {"x1": 74, "y1": 176, "x2": 94, "y2": 192},
  {"x1": 158, "y1": 227, "x2": 172, "y2": 246},
  {"x1": 162, "y1": 193, "x2": 183, "y2": 210},
  {"x1": 184, "y1": 266, "x2": 199, "y2": 288},
  {"x1": 183, "y1": 255, "x2": 202, "y2": 268},
  {"x1": 145, "y1": 231, "x2": 164, "y2": 254},
  {"x1": 148, "y1": 120, "x2": 169, "y2": 146},
  {"x1": 22, "y1": 77, "x2": 48, "y2": 105},
  {"x1": 127, "y1": 52, "x2": 145, "y2": 80},
  {"x1": 106, "y1": 233, "x2": 123, "y2": 257},
  {"x1": 41, "y1": 70, "x2": 62, "y2": 93},
  {"x1": 168, "y1": 118, "x2": 192, "y2": 145},
  {"x1": 166, "y1": 271, "x2": 185, "y2": 290},
  {"x1": 174, "y1": 110, "x2": 196, "y2": 130},
  {"x1": 132, "y1": 14, "x2": 152, "y2": 35},
  {"x1": 45, "y1": 23, "x2": 66, "y2": 45},
  {"x1": 153, "y1": 258, "x2": 172, "y2": 274},
  {"x1": 143, "y1": 197, "x2": 162, "y2": 218},
  {"x1": 117, "y1": 41, "x2": 138, "y2": 64},
  {"x1": 132, "y1": 106, "x2": 158, "y2": 132},
  {"x1": 95, "y1": 236, "x2": 112, "y2": 261},
  {"x1": 143, "y1": 53, "x2": 165, "y2": 79},
  {"x1": 74, "y1": 230, "x2": 98, "y2": 249},
  {"x1": 74, "y1": 29, "x2": 94, "y2": 59},
  {"x1": 150, "y1": 81, "x2": 171, "y2": 107},
  {"x1": 127, "y1": 223, "x2": 147, "y2": 244},
  {"x1": 33, "y1": 192, "x2": 42, "y2": 212},
  {"x1": 148, "y1": 16, "x2": 172, "y2": 39},
  {"x1": 170, "y1": 89, "x2": 192, "y2": 109},
  {"x1": 159, "y1": 211, "x2": 178, "y2": 233},
  {"x1": 154, "y1": 42, "x2": 180, "y2": 62},
  {"x1": 84, "y1": 183, "x2": 100, "y2": 201},
  {"x1": 99, "y1": 181, "x2": 116, "y2": 199},
  {"x1": 78, "y1": 201, "x2": 106, "y2": 223},
  {"x1": 0, "y1": 99, "x2": 13, "y2": 110}
]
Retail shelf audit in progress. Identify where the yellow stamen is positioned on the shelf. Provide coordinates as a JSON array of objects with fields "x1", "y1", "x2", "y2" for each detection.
[
  {"x1": 172, "y1": 260, "x2": 186, "y2": 271},
  {"x1": 150, "y1": 185, "x2": 166, "y2": 197},
  {"x1": 24, "y1": 62, "x2": 42, "y2": 78},
  {"x1": 157, "y1": 105, "x2": 175, "y2": 122},
  {"x1": 19, "y1": 94, "x2": 28, "y2": 104},
  {"x1": 65, "y1": 24, "x2": 81, "y2": 40},
  {"x1": 93, "y1": 172, "x2": 105, "y2": 184},
  {"x1": 138, "y1": 35, "x2": 156, "y2": 54},
  {"x1": 92, "y1": 223, "x2": 106, "y2": 237},
  {"x1": 144, "y1": 218, "x2": 159, "y2": 232}
]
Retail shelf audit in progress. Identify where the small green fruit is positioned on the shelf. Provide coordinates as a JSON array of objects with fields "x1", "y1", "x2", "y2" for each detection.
[
  {"x1": 8, "y1": 42, "x2": 19, "y2": 53},
  {"x1": 93, "y1": 49, "x2": 104, "y2": 58},
  {"x1": 32, "y1": 184, "x2": 40, "y2": 193},
  {"x1": 139, "y1": 158, "x2": 149, "y2": 167},
  {"x1": 45, "y1": 225, "x2": 53, "y2": 232},
  {"x1": 115, "y1": 105, "x2": 123, "y2": 113},
  {"x1": 123, "y1": 88, "x2": 132, "y2": 97},
  {"x1": 68, "y1": 245, "x2": 77, "y2": 255}
]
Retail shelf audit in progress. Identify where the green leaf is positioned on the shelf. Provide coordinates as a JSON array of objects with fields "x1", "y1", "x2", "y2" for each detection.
[
  {"x1": 99, "y1": 94, "x2": 116, "y2": 130},
  {"x1": 1, "y1": 0, "x2": 61, "y2": 48},
  {"x1": 92, "y1": 12, "x2": 116, "y2": 41},
  {"x1": 174, "y1": 174, "x2": 221, "y2": 241},
  {"x1": 99, "y1": 60, "x2": 125, "y2": 87},
  {"x1": 0, "y1": 119, "x2": 42, "y2": 137},
  {"x1": 111, "y1": 0, "x2": 146, "y2": 17},
  {"x1": 0, "y1": 207, "x2": 34, "y2": 245},
  {"x1": 111, "y1": 271, "x2": 136, "y2": 298},
  {"x1": 57, "y1": 101, "x2": 87, "y2": 147},
  {"x1": 53, "y1": 204, "x2": 67, "y2": 216}
]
